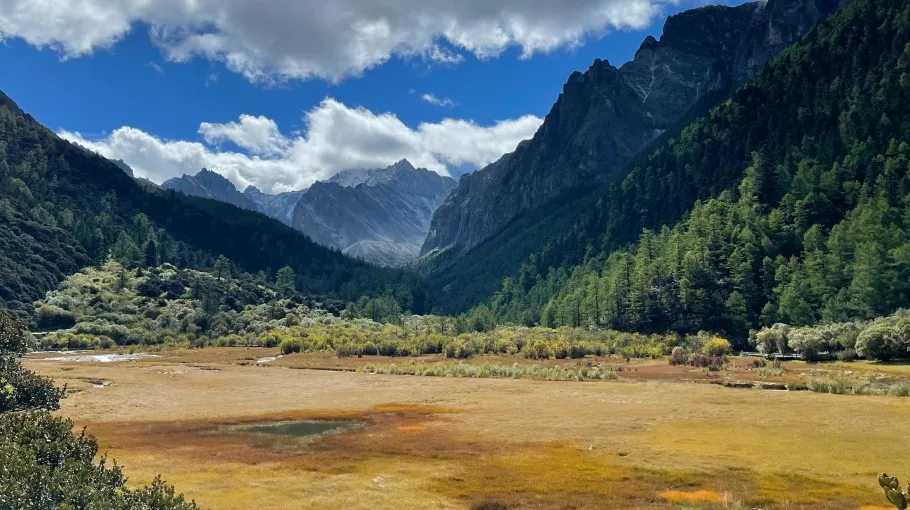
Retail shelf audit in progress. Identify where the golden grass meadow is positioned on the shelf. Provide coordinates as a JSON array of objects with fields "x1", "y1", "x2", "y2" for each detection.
[{"x1": 24, "y1": 349, "x2": 910, "y2": 509}]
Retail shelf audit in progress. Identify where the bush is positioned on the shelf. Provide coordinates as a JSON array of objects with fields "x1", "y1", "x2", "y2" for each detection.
[
  {"x1": 34, "y1": 305, "x2": 76, "y2": 330},
  {"x1": 856, "y1": 323, "x2": 902, "y2": 361},
  {"x1": 836, "y1": 348, "x2": 858, "y2": 362},
  {"x1": 788, "y1": 329, "x2": 826, "y2": 361},
  {"x1": 807, "y1": 378, "x2": 851, "y2": 395},
  {"x1": 1, "y1": 312, "x2": 196, "y2": 508},
  {"x1": 279, "y1": 338, "x2": 302, "y2": 355},
  {"x1": 702, "y1": 337, "x2": 732, "y2": 357},
  {"x1": 669, "y1": 347, "x2": 689, "y2": 366},
  {"x1": 690, "y1": 355, "x2": 726, "y2": 371},
  {"x1": 754, "y1": 324, "x2": 790, "y2": 354}
]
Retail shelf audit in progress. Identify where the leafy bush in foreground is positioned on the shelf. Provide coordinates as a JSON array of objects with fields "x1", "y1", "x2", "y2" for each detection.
[{"x1": 0, "y1": 312, "x2": 197, "y2": 509}]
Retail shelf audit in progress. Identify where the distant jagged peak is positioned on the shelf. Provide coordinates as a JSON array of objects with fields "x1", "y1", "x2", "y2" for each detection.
[
  {"x1": 112, "y1": 159, "x2": 134, "y2": 177},
  {"x1": 195, "y1": 167, "x2": 226, "y2": 180},
  {"x1": 326, "y1": 158, "x2": 450, "y2": 188},
  {"x1": 389, "y1": 158, "x2": 416, "y2": 171}
]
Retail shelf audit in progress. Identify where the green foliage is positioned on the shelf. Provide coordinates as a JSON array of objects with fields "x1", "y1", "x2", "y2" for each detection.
[
  {"x1": 0, "y1": 311, "x2": 196, "y2": 508},
  {"x1": 356, "y1": 360, "x2": 618, "y2": 382},
  {"x1": 754, "y1": 310, "x2": 910, "y2": 361},
  {"x1": 878, "y1": 473, "x2": 909, "y2": 510},
  {"x1": 275, "y1": 266, "x2": 296, "y2": 297},
  {"x1": 33, "y1": 262, "x2": 347, "y2": 349},
  {"x1": 263, "y1": 319, "x2": 685, "y2": 361},
  {"x1": 0, "y1": 314, "x2": 62, "y2": 412},
  {"x1": 481, "y1": 0, "x2": 910, "y2": 344},
  {"x1": 855, "y1": 322, "x2": 904, "y2": 362},
  {"x1": 0, "y1": 92, "x2": 428, "y2": 318}
]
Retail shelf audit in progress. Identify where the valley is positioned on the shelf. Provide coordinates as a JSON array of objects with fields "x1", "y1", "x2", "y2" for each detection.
[
  {"x1": 25, "y1": 349, "x2": 908, "y2": 509},
  {"x1": 3, "y1": 0, "x2": 910, "y2": 508}
]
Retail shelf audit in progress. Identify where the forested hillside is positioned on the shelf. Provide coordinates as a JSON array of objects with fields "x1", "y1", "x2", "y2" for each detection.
[
  {"x1": 487, "y1": 0, "x2": 910, "y2": 343},
  {"x1": 0, "y1": 92, "x2": 428, "y2": 318}
]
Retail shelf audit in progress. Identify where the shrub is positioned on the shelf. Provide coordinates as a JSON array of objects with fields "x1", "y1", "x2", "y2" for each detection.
[
  {"x1": 807, "y1": 378, "x2": 851, "y2": 395},
  {"x1": 335, "y1": 343, "x2": 361, "y2": 358},
  {"x1": 702, "y1": 337, "x2": 733, "y2": 357},
  {"x1": 788, "y1": 329, "x2": 826, "y2": 361},
  {"x1": 261, "y1": 333, "x2": 281, "y2": 348},
  {"x1": 279, "y1": 338, "x2": 302, "y2": 355},
  {"x1": 836, "y1": 348, "x2": 858, "y2": 362},
  {"x1": 756, "y1": 367, "x2": 786, "y2": 378},
  {"x1": 523, "y1": 340, "x2": 552, "y2": 360},
  {"x1": 669, "y1": 347, "x2": 689, "y2": 366},
  {"x1": 361, "y1": 341, "x2": 378, "y2": 356},
  {"x1": 856, "y1": 323, "x2": 902, "y2": 361},
  {"x1": 754, "y1": 324, "x2": 790, "y2": 354},
  {"x1": 34, "y1": 305, "x2": 76, "y2": 330},
  {"x1": 690, "y1": 355, "x2": 725, "y2": 371}
]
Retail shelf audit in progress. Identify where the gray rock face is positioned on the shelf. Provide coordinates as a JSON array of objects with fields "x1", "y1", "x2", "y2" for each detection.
[
  {"x1": 421, "y1": 0, "x2": 844, "y2": 257},
  {"x1": 243, "y1": 186, "x2": 307, "y2": 226},
  {"x1": 159, "y1": 161, "x2": 455, "y2": 266},
  {"x1": 162, "y1": 169, "x2": 260, "y2": 212},
  {"x1": 292, "y1": 160, "x2": 456, "y2": 266},
  {"x1": 112, "y1": 159, "x2": 134, "y2": 177}
]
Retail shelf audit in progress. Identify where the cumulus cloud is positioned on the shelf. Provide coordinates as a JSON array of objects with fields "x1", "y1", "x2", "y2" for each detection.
[
  {"x1": 59, "y1": 98, "x2": 542, "y2": 193},
  {"x1": 422, "y1": 94, "x2": 455, "y2": 108},
  {"x1": 199, "y1": 115, "x2": 288, "y2": 156},
  {"x1": 0, "y1": 0, "x2": 667, "y2": 82}
]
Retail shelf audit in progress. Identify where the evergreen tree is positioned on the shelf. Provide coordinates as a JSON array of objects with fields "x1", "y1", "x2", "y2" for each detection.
[{"x1": 276, "y1": 266, "x2": 296, "y2": 297}]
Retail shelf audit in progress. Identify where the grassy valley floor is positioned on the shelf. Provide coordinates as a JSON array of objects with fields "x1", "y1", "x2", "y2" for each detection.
[{"x1": 24, "y1": 350, "x2": 909, "y2": 509}]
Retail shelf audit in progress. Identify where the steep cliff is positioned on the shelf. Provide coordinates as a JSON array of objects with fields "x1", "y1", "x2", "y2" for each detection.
[
  {"x1": 421, "y1": 0, "x2": 843, "y2": 258},
  {"x1": 292, "y1": 160, "x2": 455, "y2": 266}
]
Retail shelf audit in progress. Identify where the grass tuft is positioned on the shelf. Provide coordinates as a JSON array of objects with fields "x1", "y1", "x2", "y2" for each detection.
[{"x1": 356, "y1": 361, "x2": 619, "y2": 381}]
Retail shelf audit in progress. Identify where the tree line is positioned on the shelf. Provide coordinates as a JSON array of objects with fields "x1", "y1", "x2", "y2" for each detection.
[
  {"x1": 484, "y1": 0, "x2": 910, "y2": 344},
  {"x1": 0, "y1": 93, "x2": 429, "y2": 319}
]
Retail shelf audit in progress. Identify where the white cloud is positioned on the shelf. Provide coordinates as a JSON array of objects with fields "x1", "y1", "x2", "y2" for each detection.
[
  {"x1": 0, "y1": 0, "x2": 668, "y2": 82},
  {"x1": 422, "y1": 93, "x2": 455, "y2": 108},
  {"x1": 199, "y1": 114, "x2": 288, "y2": 156},
  {"x1": 59, "y1": 98, "x2": 542, "y2": 193}
]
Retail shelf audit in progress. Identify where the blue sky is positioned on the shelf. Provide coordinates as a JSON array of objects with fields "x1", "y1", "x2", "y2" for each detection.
[{"x1": 0, "y1": 0, "x2": 734, "y2": 192}]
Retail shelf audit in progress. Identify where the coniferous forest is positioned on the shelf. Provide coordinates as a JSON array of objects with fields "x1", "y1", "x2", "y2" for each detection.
[
  {"x1": 485, "y1": 0, "x2": 910, "y2": 345},
  {"x1": 7, "y1": 0, "x2": 910, "y2": 506},
  {"x1": 0, "y1": 92, "x2": 429, "y2": 320}
]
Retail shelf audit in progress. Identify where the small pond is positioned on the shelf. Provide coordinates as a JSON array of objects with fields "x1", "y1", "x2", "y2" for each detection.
[{"x1": 243, "y1": 421, "x2": 360, "y2": 437}]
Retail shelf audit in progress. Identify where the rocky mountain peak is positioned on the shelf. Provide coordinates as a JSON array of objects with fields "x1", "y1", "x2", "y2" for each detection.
[{"x1": 421, "y1": 0, "x2": 845, "y2": 259}]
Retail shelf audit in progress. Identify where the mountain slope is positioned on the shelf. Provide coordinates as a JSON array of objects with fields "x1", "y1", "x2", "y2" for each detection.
[
  {"x1": 487, "y1": 0, "x2": 910, "y2": 341},
  {"x1": 292, "y1": 160, "x2": 456, "y2": 265},
  {"x1": 243, "y1": 186, "x2": 307, "y2": 226},
  {"x1": 0, "y1": 91, "x2": 428, "y2": 317},
  {"x1": 162, "y1": 169, "x2": 261, "y2": 212},
  {"x1": 422, "y1": 0, "x2": 844, "y2": 260}
]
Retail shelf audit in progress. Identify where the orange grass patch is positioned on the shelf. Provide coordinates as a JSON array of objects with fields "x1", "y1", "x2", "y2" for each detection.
[
  {"x1": 659, "y1": 490, "x2": 725, "y2": 503},
  {"x1": 397, "y1": 425, "x2": 426, "y2": 431},
  {"x1": 860, "y1": 506, "x2": 896, "y2": 510}
]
